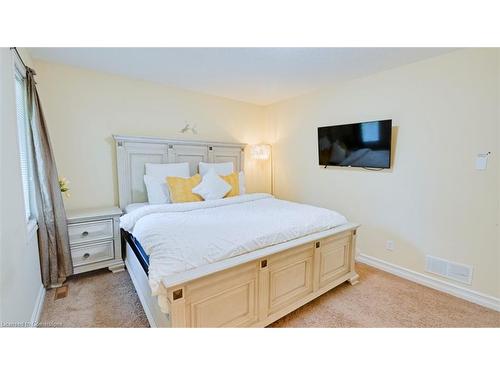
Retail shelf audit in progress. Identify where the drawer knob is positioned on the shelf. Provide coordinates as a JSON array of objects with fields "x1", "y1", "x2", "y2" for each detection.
[
  {"x1": 83, "y1": 253, "x2": 90, "y2": 259},
  {"x1": 82, "y1": 231, "x2": 89, "y2": 237}
]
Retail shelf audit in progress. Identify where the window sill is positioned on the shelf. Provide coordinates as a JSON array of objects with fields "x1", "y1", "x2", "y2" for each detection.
[{"x1": 27, "y1": 218, "x2": 38, "y2": 240}]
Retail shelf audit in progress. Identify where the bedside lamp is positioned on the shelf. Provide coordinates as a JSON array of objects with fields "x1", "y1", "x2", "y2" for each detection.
[
  {"x1": 250, "y1": 144, "x2": 271, "y2": 160},
  {"x1": 250, "y1": 144, "x2": 273, "y2": 194}
]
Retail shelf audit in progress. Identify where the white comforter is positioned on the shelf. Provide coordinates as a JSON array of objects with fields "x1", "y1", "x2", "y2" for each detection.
[{"x1": 120, "y1": 193, "x2": 348, "y2": 296}]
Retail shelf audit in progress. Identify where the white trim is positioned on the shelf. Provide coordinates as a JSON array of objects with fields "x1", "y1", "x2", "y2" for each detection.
[
  {"x1": 113, "y1": 134, "x2": 246, "y2": 148},
  {"x1": 26, "y1": 219, "x2": 38, "y2": 241},
  {"x1": 30, "y1": 284, "x2": 46, "y2": 327},
  {"x1": 356, "y1": 253, "x2": 500, "y2": 312}
]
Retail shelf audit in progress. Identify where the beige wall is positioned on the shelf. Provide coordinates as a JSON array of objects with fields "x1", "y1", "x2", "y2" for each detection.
[
  {"x1": 267, "y1": 49, "x2": 500, "y2": 298},
  {"x1": 33, "y1": 61, "x2": 270, "y2": 210},
  {"x1": 31, "y1": 49, "x2": 499, "y2": 300},
  {"x1": 0, "y1": 48, "x2": 43, "y2": 324}
]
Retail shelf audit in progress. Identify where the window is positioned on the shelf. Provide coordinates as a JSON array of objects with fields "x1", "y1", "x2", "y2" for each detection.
[{"x1": 14, "y1": 65, "x2": 33, "y2": 222}]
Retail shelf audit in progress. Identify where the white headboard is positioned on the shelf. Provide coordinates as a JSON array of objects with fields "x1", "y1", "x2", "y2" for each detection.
[{"x1": 113, "y1": 135, "x2": 246, "y2": 209}]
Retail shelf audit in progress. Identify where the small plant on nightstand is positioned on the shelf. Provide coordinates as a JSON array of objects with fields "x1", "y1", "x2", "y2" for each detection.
[{"x1": 59, "y1": 176, "x2": 70, "y2": 198}]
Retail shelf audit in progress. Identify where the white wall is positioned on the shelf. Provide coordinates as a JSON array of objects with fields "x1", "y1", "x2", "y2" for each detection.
[
  {"x1": 0, "y1": 48, "x2": 43, "y2": 325},
  {"x1": 267, "y1": 49, "x2": 500, "y2": 298},
  {"x1": 33, "y1": 61, "x2": 271, "y2": 210},
  {"x1": 497, "y1": 49, "x2": 500, "y2": 285}
]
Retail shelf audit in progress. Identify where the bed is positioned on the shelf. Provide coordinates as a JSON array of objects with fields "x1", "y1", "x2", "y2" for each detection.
[{"x1": 114, "y1": 135, "x2": 359, "y2": 327}]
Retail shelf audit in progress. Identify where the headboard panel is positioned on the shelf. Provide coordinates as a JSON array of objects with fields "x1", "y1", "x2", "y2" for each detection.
[
  {"x1": 169, "y1": 144, "x2": 209, "y2": 176},
  {"x1": 114, "y1": 135, "x2": 246, "y2": 209}
]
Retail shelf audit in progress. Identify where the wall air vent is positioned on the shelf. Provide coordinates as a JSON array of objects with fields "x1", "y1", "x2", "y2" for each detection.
[{"x1": 425, "y1": 255, "x2": 473, "y2": 285}]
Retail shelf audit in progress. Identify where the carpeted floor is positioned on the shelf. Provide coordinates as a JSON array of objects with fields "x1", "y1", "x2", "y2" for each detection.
[
  {"x1": 39, "y1": 263, "x2": 500, "y2": 328},
  {"x1": 40, "y1": 270, "x2": 149, "y2": 328}
]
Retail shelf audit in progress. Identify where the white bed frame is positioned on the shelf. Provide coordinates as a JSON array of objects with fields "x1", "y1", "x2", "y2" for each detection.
[{"x1": 114, "y1": 135, "x2": 359, "y2": 327}]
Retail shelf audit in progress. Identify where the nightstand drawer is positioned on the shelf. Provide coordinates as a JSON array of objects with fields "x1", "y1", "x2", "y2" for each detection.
[
  {"x1": 68, "y1": 219, "x2": 113, "y2": 244},
  {"x1": 71, "y1": 241, "x2": 114, "y2": 267}
]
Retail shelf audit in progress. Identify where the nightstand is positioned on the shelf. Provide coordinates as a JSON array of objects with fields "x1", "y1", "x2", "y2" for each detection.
[{"x1": 66, "y1": 207, "x2": 125, "y2": 274}]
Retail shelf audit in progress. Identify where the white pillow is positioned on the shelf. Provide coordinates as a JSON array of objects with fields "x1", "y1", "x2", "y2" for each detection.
[
  {"x1": 199, "y1": 162, "x2": 234, "y2": 176},
  {"x1": 144, "y1": 162, "x2": 190, "y2": 204},
  {"x1": 238, "y1": 171, "x2": 246, "y2": 195},
  {"x1": 192, "y1": 169, "x2": 231, "y2": 200},
  {"x1": 143, "y1": 175, "x2": 170, "y2": 204},
  {"x1": 198, "y1": 162, "x2": 246, "y2": 195}
]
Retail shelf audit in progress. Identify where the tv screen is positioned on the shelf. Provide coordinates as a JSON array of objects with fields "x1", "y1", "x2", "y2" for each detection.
[{"x1": 318, "y1": 120, "x2": 392, "y2": 168}]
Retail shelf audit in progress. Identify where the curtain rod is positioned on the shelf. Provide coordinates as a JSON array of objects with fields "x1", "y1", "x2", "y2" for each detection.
[{"x1": 10, "y1": 47, "x2": 35, "y2": 75}]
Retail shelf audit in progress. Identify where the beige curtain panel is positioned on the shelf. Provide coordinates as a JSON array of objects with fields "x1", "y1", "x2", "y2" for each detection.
[{"x1": 26, "y1": 68, "x2": 73, "y2": 288}]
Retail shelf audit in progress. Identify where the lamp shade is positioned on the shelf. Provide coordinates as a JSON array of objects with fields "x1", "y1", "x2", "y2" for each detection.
[{"x1": 250, "y1": 144, "x2": 271, "y2": 160}]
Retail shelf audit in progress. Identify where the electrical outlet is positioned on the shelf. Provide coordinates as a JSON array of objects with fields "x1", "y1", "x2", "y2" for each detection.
[{"x1": 386, "y1": 240, "x2": 395, "y2": 251}]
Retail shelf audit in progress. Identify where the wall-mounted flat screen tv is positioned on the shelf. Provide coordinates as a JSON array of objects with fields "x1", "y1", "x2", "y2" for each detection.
[{"x1": 318, "y1": 119, "x2": 392, "y2": 168}]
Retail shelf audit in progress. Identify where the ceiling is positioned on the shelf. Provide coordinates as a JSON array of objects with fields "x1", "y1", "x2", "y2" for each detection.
[{"x1": 29, "y1": 48, "x2": 454, "y2": 105}]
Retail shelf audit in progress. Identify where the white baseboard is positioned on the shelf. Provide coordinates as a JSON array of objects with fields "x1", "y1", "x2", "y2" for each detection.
[
  {"x1": 356, "y1": 253, "x2": 500, "y2": 312},
  {"x1": 30, "y1": 284, "x2": 46, "y2": 326}
]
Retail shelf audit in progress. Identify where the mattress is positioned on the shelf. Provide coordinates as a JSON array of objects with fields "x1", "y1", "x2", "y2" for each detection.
[{"x1": 120, "y1": 193, "x2": 348, "y2": 297}]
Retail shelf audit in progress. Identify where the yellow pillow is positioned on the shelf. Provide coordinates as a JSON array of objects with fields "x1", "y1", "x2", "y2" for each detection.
[
  {"x1": 166, "y1": 174, "x2": 203, "y2": 203},
  {"x1": 221, "y1": 172, "x2": 239, "y2": 197}
]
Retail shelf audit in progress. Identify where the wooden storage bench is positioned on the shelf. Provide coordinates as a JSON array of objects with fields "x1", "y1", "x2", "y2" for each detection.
[{"x1": 162, "y1": 227, "x2": 359, "y2": 327}]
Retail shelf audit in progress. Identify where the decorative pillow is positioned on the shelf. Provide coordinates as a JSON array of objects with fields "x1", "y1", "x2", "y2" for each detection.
[
  {"x1": 199, "y1": 161, "x2": 234, "y2": 176},
  {"x1": 144, "y1": 162, "x2": 190, "y2": 204},
  {"x1": 192, "y1": 169, "x2": 231, "y2": 200},
  {"x1": 166, "y1": 174, "x2": 203, "y2": 203},
  {"x1": 143, "y1": 175, "x2": 170, "y2": 204},
  {"x1": 238, "y1": 171, "x2": 246, "y2": 195},
  {"x1": 221, "y1": 172, "x2": 240, "y2": 197}
]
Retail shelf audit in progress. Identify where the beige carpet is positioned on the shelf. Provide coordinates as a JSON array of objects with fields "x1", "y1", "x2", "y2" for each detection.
[
  {"x1": 39, "y1": 263, "x2": 500, "y2": 328},
  {"x1": 40, "y1": 270, "x2": 149, "y2": 328}
]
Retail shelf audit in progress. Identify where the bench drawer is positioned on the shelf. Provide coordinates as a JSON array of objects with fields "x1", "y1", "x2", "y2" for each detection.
[
  {"x1": 185, "y1": 263, "x2": 259, "y2": 327},
  {"x1": 266, "y1": 244, "x2": 314, "y2": 315},
  {"x1": 318, "y1": 234, "x2": 351, "y2": 288}
]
